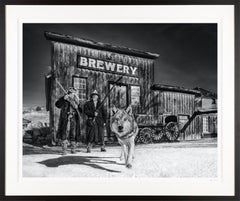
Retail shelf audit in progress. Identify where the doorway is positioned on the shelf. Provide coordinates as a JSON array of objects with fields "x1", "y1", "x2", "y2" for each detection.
[{"x1": 109, "y1": 82, "x2": 128, "y2": 109}]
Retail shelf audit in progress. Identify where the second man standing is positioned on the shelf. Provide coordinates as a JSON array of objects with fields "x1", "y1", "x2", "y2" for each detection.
[{"x1": 84, "y1": 90, "x2": 107, "y2": 153}]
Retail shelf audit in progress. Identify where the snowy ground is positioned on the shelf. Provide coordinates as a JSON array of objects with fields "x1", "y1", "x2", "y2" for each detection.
[{"x1": 23, "y1": 138, "x2": 217, "y2": 178}]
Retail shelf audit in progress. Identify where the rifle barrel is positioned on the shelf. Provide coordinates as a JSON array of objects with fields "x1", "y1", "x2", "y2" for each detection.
[
  {"x1": 56, "y1": 80, "x2": 68, "y2": 94},
  {"x1": 96, "y1": 76, "x2": 123, "y2": 111}
]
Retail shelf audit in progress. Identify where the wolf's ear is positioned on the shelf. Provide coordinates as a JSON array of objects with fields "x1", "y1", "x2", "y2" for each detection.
[
  {"x1": 111, "y1": 105, "x2": 118, "y2": 116},
  {"x1": 126, "y1": 105, "x2": 132, "y2": 115}
]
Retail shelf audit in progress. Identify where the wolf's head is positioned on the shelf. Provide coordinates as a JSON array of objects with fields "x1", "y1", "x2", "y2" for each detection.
[{"x1": 110, "y1": 105, "x2": 135, "y2": 138}]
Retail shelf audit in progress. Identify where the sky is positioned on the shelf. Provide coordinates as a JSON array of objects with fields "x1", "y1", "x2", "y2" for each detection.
[{"x1": 23, "y1": 24, "x2": 217, "y2": 107}]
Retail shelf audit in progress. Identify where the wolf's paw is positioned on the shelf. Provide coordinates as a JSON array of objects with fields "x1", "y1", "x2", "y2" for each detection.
[{"x1": 126, "y1": 164, "x2": 132, "y2": 169}]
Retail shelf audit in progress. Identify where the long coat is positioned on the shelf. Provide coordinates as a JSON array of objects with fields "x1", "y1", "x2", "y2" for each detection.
[
  {"x1": 55, "y1": 96, "x2": 82, "y2": 142},
  {"x1": 84, "y1": 100, "x2": 107, "y2": 144}
]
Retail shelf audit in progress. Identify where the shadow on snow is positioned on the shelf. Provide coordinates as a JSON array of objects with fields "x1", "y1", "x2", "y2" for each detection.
[{"x1": 38, "y1": 156, "x2": 122, "y2": 173}]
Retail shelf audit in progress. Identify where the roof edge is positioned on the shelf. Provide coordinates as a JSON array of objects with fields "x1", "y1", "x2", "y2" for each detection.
[
  {"x1": 151, "y1": 84, "x2": 201, "y2": 95},
  {"x1": 44, "y1": 31, "x2": 159, "y2": 60}
]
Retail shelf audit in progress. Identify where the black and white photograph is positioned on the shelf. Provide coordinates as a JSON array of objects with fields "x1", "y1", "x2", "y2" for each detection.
[{"x1": 22, "y1": 23, "x2": 218, "y2": 178}]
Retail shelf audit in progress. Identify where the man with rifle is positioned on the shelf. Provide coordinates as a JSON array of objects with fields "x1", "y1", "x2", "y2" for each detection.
[
  {"x1": 84, "y1": 90, "x2": 107, "y2": 153},
  {"x1": 55, "y1": 87, "x2": 82, "y2": 155},
  {"x1": 84, "y1": 76, "x2": 123, "y2": 153}
]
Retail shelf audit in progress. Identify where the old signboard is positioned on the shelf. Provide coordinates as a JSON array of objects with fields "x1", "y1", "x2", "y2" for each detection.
[{"x1": 78, "y1": 56, "x2": 138, "y2": 77}]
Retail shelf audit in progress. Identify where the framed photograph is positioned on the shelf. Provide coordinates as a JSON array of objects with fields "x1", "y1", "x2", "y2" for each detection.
[{"x1": 1, "y1": 0, "x2": 239, "y2": 200}]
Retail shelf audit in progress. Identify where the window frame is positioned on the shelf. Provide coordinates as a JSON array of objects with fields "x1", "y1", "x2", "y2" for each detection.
[
  {"x1": 202, "y1": 115, "x2": 210, "y2": 133},
  {"x1": 72, "y1": 75, "x2": 88, "y2": 102},
  {"x1": 129, "y1": 84, "x2": 141, "y2": 106}
]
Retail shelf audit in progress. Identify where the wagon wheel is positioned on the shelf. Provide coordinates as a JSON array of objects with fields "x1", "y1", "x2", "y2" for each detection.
[
  {"x1": 165, "y1": 122, "x2": 179, "y2": 142},
  {"x1": 139, "y1": 127, "x2": 153, "y2": 144},
  {"x1": 151, "y1": 128, "x2": 164, "y2": 143},
  {"x1": 134, "y1": 132, "x2": 141, "y2": 144}
]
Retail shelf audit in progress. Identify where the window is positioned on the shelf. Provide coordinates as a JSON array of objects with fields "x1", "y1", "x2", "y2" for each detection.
[
  {"x1": 73, "y1": 76, "x2": 87, "y2": 101},
  {"x1": 131, "y1": 85, "x2": 140, "y2": 106},
  {"x1": 203, "y1": 116, "x2": 209, "y2": 133}
]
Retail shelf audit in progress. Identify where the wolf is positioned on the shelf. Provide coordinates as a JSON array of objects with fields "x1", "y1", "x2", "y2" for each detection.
[{"x1": 110, "y1": 105, "x2": 139, "y2": 168}]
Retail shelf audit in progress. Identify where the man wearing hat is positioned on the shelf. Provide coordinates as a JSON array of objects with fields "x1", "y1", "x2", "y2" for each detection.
[
  {"x1": 55, "y1": 87, "x2": 82, "y2": 155},
  {"x1": 84, "y1": 90, "x2": 107, "y2": 153}
]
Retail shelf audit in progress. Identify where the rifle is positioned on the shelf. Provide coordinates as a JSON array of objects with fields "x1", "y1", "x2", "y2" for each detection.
[
  {"x1": 92, "y1": 76, "x2": 123, "y2": 123},
  {"x1": 55, "y1": 79, "x2": 82, "y2": 131},
  {"x1": 97, "y1": 76, "x2": 123, "y2": 111},
  {"x1": 56, "y1": 79, "x2": 80, "y2": 103}
]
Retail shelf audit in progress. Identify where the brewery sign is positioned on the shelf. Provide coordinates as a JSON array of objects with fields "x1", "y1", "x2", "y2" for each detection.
[{"x1": 77, "y1": 56, "x2": 138, "y2": 77}]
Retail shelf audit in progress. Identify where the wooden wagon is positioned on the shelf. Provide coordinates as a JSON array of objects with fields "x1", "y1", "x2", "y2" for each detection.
[{"x1": 135, "y1": 109, "x2": 217, "y2": 144}]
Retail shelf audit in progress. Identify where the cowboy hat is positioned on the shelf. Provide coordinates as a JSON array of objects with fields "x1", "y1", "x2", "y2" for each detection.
[
  {"x1": 67, "y1": 87, "x2": 77, "y2": 94},
  {"x1": 90, "y1": 89, "x2": 99, "y2": 97}
]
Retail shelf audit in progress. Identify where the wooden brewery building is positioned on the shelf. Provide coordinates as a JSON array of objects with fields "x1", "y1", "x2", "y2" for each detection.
[
  {"x1": 44, "y1": 31, "x2": 159, "y2": 142},
  {"x1": 44, "y1": 32, "x2": 217, "y2": 143}
]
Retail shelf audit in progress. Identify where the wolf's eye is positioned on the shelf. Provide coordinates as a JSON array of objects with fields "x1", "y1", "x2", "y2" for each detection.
[{"x1": 123, "y1": 117, "x2": 128, "y2": 121}]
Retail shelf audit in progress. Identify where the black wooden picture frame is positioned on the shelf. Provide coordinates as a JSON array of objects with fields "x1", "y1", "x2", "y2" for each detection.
[{"x1": 0, "y1": 0, "x2": 239, "y2": 200}]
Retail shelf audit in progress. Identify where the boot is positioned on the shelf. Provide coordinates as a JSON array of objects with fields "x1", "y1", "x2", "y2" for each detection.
[
  {"x1": 61, "y1": 140, "x2": 68, "y2": 155},
  {"x1": 100, "y1": 145, "x2": 106, "y2": 152},
  {"x1": 87, "y1": 143, "x2": 91, "y2": 153},
  {"x1": 70, "y1": 141, "x2": 77, "y2": 154}
]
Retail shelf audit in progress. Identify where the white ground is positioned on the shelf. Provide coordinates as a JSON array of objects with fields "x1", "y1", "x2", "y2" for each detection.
[{"x1": 23, "y1": 138, "x2": 217, "y2": 178}]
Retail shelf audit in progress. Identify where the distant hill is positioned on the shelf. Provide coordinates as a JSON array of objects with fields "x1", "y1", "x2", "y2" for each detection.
[{"x1": 23, "y1": 106, "x2": 46, "y2": 113}]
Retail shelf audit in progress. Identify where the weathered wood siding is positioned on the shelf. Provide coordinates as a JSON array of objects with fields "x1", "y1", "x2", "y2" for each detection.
[
  {"x1": 149, "y1": 90, "x2": 203, "y2": 140},
  {"x1": 50, "y1": 42, "x2": 155, "y2": 141},
  {"x1": 181, "y1": 114, "x2": 217, "y2": 140},
  {"x1": 152, "y1": 91, "x2": 195, "y2": 115},
  {"x1": 178, "y1": 116, "x2": 203, "y2": 141},
  {"x1": 207, "y1": 115, "x2": 217, "y2": 133},
  {"x1": 202, "y1": 114, "x2": 217, "y2": 134}
]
